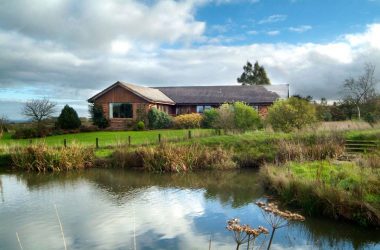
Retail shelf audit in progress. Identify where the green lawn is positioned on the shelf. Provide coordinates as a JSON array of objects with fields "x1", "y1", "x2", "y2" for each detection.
[
  {"x1": 0, "y1": 129, "x2": 214, "y2": 147},
  {"x1": 345, "y1": 128, "x2": 380, "y2": 140}
]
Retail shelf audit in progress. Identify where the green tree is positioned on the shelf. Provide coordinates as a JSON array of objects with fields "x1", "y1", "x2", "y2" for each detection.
[
  {"x1": 267, "y1": 97, "x2": 317, "y2": 132},
  {"x1": 233, "y1": 102, "x2": 261, "y2": 131},
  {"x1": 237, "y1": 61, "x2": 271, "y2": 85},
  {"x1": 89, "y1": 103, "x2": 109, "y2": 129},
  {"x1": 57, "y1": 105, "x2": 81, "y2": 129}
]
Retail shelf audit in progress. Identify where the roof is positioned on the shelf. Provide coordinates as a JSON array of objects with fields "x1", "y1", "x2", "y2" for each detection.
[
  {"x1": 88, "y1": 81, "x2": 175, "y2": 105},
  {"x1": 155, "y1": 84, "x2": 289, "y2": 105}
]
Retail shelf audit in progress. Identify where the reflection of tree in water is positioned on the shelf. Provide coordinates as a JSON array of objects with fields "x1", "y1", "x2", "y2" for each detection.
[
  {"x1": 0, "y1": 177, "x2": 4, "y2": 202},
  {"x1": 13, "y1": 169, "x2": 380, "y2": 248},
  {"x1": 16, "y1": 169, "x2": 264, "y2": 207},
  {"x1": 81, "y1": 169, "x2": 265, "y2": 207},
  {"x1": 293, "y1": 217, "x2": 380, "y2": 250}
]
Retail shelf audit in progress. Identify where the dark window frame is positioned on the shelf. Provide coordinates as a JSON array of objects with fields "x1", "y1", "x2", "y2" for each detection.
[{"x1": 111, "y1": 103, "x2": 133, "y2": 118}]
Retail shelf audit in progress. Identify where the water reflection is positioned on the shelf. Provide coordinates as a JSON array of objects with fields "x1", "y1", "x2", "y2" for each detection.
[{"x1": 0, "y1": 169, "x2": 379, "y2": 250}]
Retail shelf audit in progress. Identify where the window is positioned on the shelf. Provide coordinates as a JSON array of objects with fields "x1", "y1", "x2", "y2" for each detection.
[
  {"x1": 109, "y1": 103, "x2": 133, "y2": 118},
  {"x1": 196, "y1": 106, "x2": 204, "y2": 113},
  {"x1": 196, "y1": 105, "x2": 212, "y2": 113}
]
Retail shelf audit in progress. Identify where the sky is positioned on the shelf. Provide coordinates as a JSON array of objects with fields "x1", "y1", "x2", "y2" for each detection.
[{"x1": 0, "y1": 0, "x2": 380, "y2": 119}]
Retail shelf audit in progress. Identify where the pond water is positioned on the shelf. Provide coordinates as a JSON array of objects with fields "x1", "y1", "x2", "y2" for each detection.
[{"x1": 0, "y1": 169, "x2": 379, "y2": 250}]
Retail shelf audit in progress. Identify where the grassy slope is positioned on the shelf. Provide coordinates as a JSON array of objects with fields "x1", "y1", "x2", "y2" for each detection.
[
  {"x1": 0, "y1": 129, "x2": 213, "y2": 147},
  {"x1": 261, "y1": 160, "x2": 380, "y2": 226},
  {"x1": 345, "y1": 128, "x2": 380, "y2": 140}
]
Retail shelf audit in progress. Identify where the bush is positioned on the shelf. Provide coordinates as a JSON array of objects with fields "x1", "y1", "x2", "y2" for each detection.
[
  {"x1": 202, "y1": 108, "x2": 218, "y2": 128},
  {"x1": 173, "y1": 113, "x2": 203, "y2": 129},
  {"x1": 212, "y1": 102, "x2": 261, "y2": 131},
  {"x1": 57, "y1": 105, "x2": 81, "y2": 129},
  {"x1": 79, "y1": 125, "x2": 99, "y2": 133},
  {"x1": 89, "y1": 103, "x2": 109, "y2": 129},
  {"x1": 135, "y1": 121, "x2": 145, "y2": 131},
  {"x1": 233, "y1": 102, "x2": 261, "y2": 131},
  {"x1": 111, "y1": 143, "x2": 236, "y2": 172},
  {"x1": 267, "y1": 97, "x2": 317, "y2": 132},
  {"x1": 214, "y1": 103, "x2": 235, "y2": 131},
  {"x1": 148, "y1": 108, "x2": 172, "y2": 129},
  {"x1": 11, "y1": 142, "x2": 94, "y2": 172},
  {"x1": 12, "y1": 127, "x2": 52, "y2": 139}
]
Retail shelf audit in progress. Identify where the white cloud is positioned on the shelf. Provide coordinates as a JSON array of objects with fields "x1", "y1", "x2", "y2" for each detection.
[
  {"x1": 258, "y1": 14, "x2": 287, "y2": 24},
  {"x1": 111, "y1": 40, "x2": 132, "y2": 55},
  {"x1": 0, "y1": 0, "x2": 206, "y2": 51},
  {"x1": 344, "y1": 23, "x2": 380, "y2": 49},
  {"x1": 0, "y1": 0, "x2": 380, "y2": 119},
  {"x1": 247, "y1": 30, "x2": 259, "y2": 35},
  {"x1": 289, "y1": 25, "x2": 312, "y2": 33},
  {"x1": 266, "y1": 30, "x2": 280, "y2": 36}
]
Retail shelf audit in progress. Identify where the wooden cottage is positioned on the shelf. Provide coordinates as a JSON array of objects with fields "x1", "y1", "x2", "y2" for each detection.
[{"x1": 88, "y1": 81, "x2": 289, "y2": 129}]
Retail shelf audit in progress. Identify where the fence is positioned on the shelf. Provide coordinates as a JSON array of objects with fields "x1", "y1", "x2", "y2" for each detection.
[{"x1": 28, "y1": 129, "x2": 224, "y2": 149}]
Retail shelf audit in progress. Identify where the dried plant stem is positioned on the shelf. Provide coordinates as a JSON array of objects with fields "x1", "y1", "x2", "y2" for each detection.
[
  {"x1": 16, "y1": 232, "x2": 23, "y2": 250},
  {"x1": 133, "y1": 203, "x2": 136, "y2": 250},
  {"x1": 267, "y1": 228, "x2": 276, "y2": 250},
  {"x1": 54, "y1": 204, "x2": 67, "y2": 250},
  {"x1": 209, "y1": 235, "x2": 212, "y2": 250}
]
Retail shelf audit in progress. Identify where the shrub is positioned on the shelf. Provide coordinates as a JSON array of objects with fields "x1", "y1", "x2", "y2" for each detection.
[
  {"x1": 0, "y1": 116, "x2": 9, "y2": 134},
  {"x1": 135, "y1": 121, "x2": 145, "y2": 131},
  {"x1": 202, "y1": 108, "x2": 218, "y2": 128},
  {"x1": 214, "y1": 103, "x2": 235, "y2": 131},
  {"x1": 79, "y1": 125, "x2": 99, "y2": 133},
  {"x1": 148, "y1": 108, "x2": 172, "y2": 129},
  {"x1": 10, "y1": 143, "x2": 94, "y2": 172},
  {"x1": 89, "y1": 103, "x2": 109, "y2": 129},
  {"x1": 173, "y1": 113, "x2": 203, "y2": 129},
  {"x1": 111, "y1": 143, "x2": 236, "y2": 172},
  {"x1": 233, "y1": 102, "x2": 261, "y2": 131},
  {"x1": 136, "y1": 104, "x2": 149, "y2": 125},
  {"x1": 12, "y1": 127, "x2": 52, "y2": 139},
  {"x1": 57, "y1": 105, "x2": 81, "y2": 129},
  {"x1": 267, "y1": 97, "x2": 317, "y2": 132}
]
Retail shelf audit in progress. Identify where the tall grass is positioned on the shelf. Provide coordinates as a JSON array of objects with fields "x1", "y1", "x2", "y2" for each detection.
[
  {"x1": 111, "y1": 143, "x2": 236, "y2": 172},
  {"x1": 11, "y1": 142, "x2": 94, "y2": 172},
  {"x1": 275, "y1": 133, "x2": 345, "y2": 163},
  {"x1": 260, "y1": 161, "x2": 380, "y2": 226}
]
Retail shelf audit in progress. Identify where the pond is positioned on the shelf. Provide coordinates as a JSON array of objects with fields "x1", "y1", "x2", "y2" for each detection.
[{"x1": 0, "y1": 169, "x2": 379, "y2": 250}]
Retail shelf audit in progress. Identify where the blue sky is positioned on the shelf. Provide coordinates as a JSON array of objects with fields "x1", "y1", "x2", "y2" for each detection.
[
  {"x1": 0, "y1": 0, "x2": 380, "y2": 119},
  {"x1": 197, "y1": 0, "x2": 380, "y2": 44}
]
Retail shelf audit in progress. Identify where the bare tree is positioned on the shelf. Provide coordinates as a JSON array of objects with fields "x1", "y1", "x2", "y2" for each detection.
[
  {"x1": 23, "y1": 98, "x2": 56, "y2": 129},
  {"x1": 0, "y1": 115, "x2": 9, "y2": 138},
  {"x1": 343, "y1": 63, "x2": 378, "y2": 120}
]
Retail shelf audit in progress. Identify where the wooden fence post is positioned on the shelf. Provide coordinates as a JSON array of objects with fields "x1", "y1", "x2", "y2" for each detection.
[
  {"x1": 63, "y1": 139, "x2": 67, "y2": 148},
  {"x1": 96, "y1": 138, "x2": 99, "y2": 149},
  {"x1": 128, "y1": 136, "x2": 131, "y2": 146},
  {"x1": 188, "y1": 130, "x2": 192, "y2": 139},
  {"x1": 158, "y1": 133, "x2": 161, "y2": 143}
]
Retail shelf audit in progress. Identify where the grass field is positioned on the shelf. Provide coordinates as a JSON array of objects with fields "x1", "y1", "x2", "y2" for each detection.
[
  {"x1": 0, "y1": 129, "x2": 214, "y2": 147},
  {"x1": 261, "y1": 159, "x2": 380, "y2": 226}
]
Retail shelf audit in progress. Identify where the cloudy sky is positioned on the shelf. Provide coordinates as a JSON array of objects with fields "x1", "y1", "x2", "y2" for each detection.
[{"x1": 1, "y1": 0, "x2": 380, "y2": 119}]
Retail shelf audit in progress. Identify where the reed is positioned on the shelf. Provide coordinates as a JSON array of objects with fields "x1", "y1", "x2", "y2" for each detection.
[
  {"x1": 275, "y1": 133, "x2": 345, "y2": 163},
  {"x1": 111, "y1": 143, "x2": 236, "y2": 172},
  {"x1": 10, "y1": 142, "x2": 94, "y2": 172}
]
